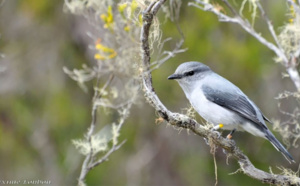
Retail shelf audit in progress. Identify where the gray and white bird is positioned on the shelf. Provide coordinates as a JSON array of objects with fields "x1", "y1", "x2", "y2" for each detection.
[{"x1": 168, "y1": 61, "x2": 294, "y2": 163}]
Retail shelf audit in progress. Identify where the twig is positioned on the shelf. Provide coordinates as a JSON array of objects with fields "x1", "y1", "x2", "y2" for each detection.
[
  {"x1": 222, "y1": 0, "x2": 239, "y2": 16},
  {"x1": 88, "y1": 74, "x2": 114, "y2": 137},
  {"x1": 190, "y1": 0, "x2": 300, "y2": 91},
  {"x1": 140, "y1": 0, "x2": 300, "y2": 185},
  {"x1": 190, "y1": 0, "x2": 288, "y2": 62},
  {"x1": 89, "y1": 140, "x2": 127, "y2": 168},
  {"x1": 255, "y1": 2, "x2": 300, "y2": 91},
  {"x1": 256, "y1": 2, "x2": 283, "y2": 51},
  {"x1": 188, "y1": 2, "x2": 238, "y2": 23},
  {"x1": 150, "y1": 44, "x2": 187, "y2": 71},
  {"x1": 77, "y1": 139, "x2": 126, "y2": 186},
  {"x1": 78, "y1": 74, "x2": 114, "y2": 185},
  {"x1": 87, "y1": 102, "x2": 131, "y2": 169},
  {"x1": 150, "y1": 0, "x2": 187, "y2": 71}
]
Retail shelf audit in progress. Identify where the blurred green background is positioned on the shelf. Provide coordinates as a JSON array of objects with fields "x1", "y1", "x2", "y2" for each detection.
[{"x1": 0, "y1": 0, "x2": 299, "y2": 186}]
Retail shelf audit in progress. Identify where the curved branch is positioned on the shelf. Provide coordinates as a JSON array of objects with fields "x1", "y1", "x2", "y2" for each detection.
[{"x1": 140, "y1": 0, "x2": 300, "y2": 185}]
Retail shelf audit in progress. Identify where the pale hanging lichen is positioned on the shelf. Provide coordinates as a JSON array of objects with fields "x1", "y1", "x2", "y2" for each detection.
[
  {"x1": 278, "y1": 24, "x2": 300, "y2": 59},
  {"x1": 239, "y1": 0, "x2": 258, "y2": 26},
  {"x1": 274, "y1": 91, "x2": 300, "y2": 149},
  {"x1": 64, "y1": 0, "x2": 109, "y2": 14},
  {"x1": 72, "y1": 135, "x2": 108, "y2": 156},
  {"x1": 112, "y1": 123, "x2": 120, "y2": 146},
  {"x1": 182, "y1": 105, "x2": 196, "y2": 120},
  {"x1": 63, "y1": 65, "x2": 96, "y2": 92},
  {"x1": 276, "y1": 166, "x2": 300, "y2": 185}
]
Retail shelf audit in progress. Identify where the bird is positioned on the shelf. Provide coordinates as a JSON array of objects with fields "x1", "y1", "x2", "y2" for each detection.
[{"x1": 168, "y1": 61, "x2": 295, "y2": 163}]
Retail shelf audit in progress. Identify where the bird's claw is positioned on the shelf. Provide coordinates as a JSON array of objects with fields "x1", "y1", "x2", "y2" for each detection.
[{"x1": 226, "y1": 128, "x2": 236, "y2": 139}]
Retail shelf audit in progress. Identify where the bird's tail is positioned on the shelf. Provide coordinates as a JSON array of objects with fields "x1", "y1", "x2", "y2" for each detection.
[{"x1": 265, "y1": 130, "x2": 295, "y2": 163}]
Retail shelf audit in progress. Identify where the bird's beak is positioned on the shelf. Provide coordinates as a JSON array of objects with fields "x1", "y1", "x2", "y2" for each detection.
[{"x1": 168, "y1": 74, "x2": 182, "y2": 80}]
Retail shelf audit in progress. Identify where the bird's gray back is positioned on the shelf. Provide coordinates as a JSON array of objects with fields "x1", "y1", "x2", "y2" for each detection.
[{"x1": 201, "y1": 72, "x2": 267, "y2": 128}]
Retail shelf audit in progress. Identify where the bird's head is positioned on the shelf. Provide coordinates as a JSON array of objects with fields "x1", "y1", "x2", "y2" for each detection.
[
  {"x1": 168, "y1": 61, "x2": 211, "y2": 83},
  {"x1": 168, "y1": 61, "x2": 211, "y2": 95}
]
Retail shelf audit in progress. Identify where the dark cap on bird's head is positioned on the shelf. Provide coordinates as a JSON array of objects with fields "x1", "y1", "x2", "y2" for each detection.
[{"x1": 168, "y1": 61, "x2": 211, "y2": 80}]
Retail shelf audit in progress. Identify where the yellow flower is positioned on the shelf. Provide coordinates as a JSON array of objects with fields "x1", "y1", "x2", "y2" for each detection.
[
  {"x1": 94, "y1": 54, "x2": 105, "y2": 60},
  {"x1": 124, "y1": 25, "x2": 130, "y2": 32},
  {"x1": 138, "y1": 14, "x2": 143, "y2": 26},
  {"x1": 106, "y1": 6, "x2": 113, "y2": 23},
  {"x1": 94, "y1": 39, "x2": 117, "y2": 60},
  {"x1": 108, "y1": 51, "x2": 117, "y2": 59},
  {"x1": 289, "y1": 0, "x2": 296, "y2": 23},
  {"x1": 100, "y1": 14, "x2": 106, "y2": 21},
  {"x1": 118, "y1": 3, "x2": 127, "y2": 13},
  {"x1": 131, "y1": 0, "x2": 138, "y2": 12},
  {"x1": 100, "y1": 6, "x2": 114, "y2": 31},
  {"x1": 96, "y1": 43, "x2": 114, "y2": 53},
  {"x1": 130, "y1": 0, "x2": 138, "y2": 18}
]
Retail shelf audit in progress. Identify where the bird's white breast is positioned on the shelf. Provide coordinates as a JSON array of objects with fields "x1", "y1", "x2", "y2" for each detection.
[{"x1": 189, "y1": 86, "x2": 242, "y2": 130}]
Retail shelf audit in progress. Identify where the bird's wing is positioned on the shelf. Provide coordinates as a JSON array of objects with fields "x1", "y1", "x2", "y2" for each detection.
[
  {"x1": 249, "y1": 99, "x2": 272, "y2": 124},
  {"x1": 202, "y1": 85, "x2": 267, "y2": 130},
  {"x1": 263, "y1": 114, "x2": 272, "y2": 124}
]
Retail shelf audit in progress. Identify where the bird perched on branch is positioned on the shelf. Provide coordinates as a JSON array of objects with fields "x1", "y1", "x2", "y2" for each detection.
[{"x1": 168, "y1": 61, "x2": 294, "y2": 163}]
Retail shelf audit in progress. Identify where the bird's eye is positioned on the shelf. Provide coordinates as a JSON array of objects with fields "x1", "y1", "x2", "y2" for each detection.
[{"x1": 185, "y1": 71, "x2": 194, "y2": 76}]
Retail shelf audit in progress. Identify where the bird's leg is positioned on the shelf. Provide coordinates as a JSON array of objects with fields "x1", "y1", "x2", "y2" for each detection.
[
  {"x1": 226, "y1": 128, "x2": 236, "y2": 139},
  {"x1": 211, "y1": 124, "x2": 223, "y2": 138},
  {"x1": 222, "y1": 129, "x2": 237, "y2": 155},
  {"x1": 212, "y1": 123, "x2": 224, "y2": 130}
]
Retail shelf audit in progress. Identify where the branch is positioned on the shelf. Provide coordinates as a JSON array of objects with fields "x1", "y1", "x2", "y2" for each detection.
[
  {"x1": 78, "y1": 74, "x2": 130, "y2": 186},
  {"x1": 78, "y1": 139, "x2": 127, "y2": 186},
  {"x1": 89, "y1": 140, "x2": 126, "y2": 168},
  {"x1": 189, "y1": 0, "x2": 288, "y2": 62},
  {"x1": 140, "y1": 0, "x2": 300, "y2": 185},
  {"x1": 150, "y1": 38, "x2": 187, "y2": 71},
  {"x1": 189, "y1": 0, "x2": 300, "y2": 91},
  {"x1": 256, "y1": 2, "x2": 283, "y2": 51},
  {"x1": 78, "y1": 75, "x2": 114, "y2": 185}
]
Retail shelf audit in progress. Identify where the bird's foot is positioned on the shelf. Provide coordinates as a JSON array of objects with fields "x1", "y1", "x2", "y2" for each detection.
[
  {"x1": 226, "y1": 128, "x2": 236, "y2": 139},
  {"x1": 212, "y1": 123, "x2": 224, "y2": 131},
  {"x1": 210, "y1": 124, "x2": 223, "y2": 138}
]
